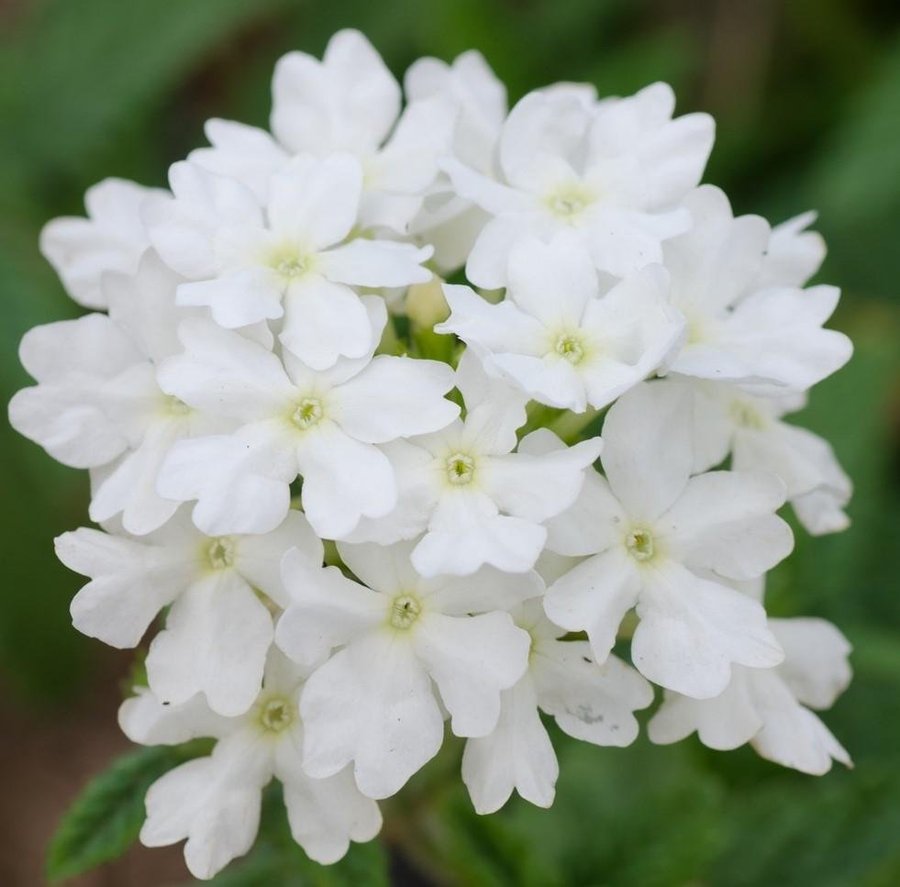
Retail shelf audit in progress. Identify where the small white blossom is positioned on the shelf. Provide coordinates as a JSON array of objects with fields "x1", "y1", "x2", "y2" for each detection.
[
  {"x1": 686, "y1": 380, "x2": 852, "y2": 534},
  {"x1": 462, "y1": 599, "x2": 653, "y2": 814},
  {"x1": 663, "y1": 186, "x2": 852, "y2": 393},
  {"x1": 56, "y1": 508, "x2": 318, "y2": 716},
  {"x1": 155, "y1": 306, "x2": 458, "y2": 538},
  {"x1": 650, "y1": 581, "x2": 852, "y2": 775},
  {"x1": 190, "y1": 29, "x2": 455, "y2": 233},
  {"x1": 347, "y1": 352, "x2": 603, "y2": 575},
  {"x1": 120, "y1": 651, "x2": 382, "y2": 878},
  {"x1": 40, "y1": 178, "x2": 160, "y2": 309},
  {"x1": 437, "y1": 232, "x2": 684, "y2": 411},
  {"x1": 9, "y1": 252, "x2": 220, "y2": 534},
  {"x1": 444, "y1": 82, "x2": 714, "y2": 286},
  {"x1": 275, "y1": 540, "x2": 536, "y2": 799},
  {"x1": 543, "y1": 382, "x2": 793, "y2": 698},
  {"x1": 144, "y1": 154, "x2": 432, "y2": 369}
]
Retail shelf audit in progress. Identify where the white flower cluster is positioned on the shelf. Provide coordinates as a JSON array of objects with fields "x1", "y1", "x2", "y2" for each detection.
[{"x1": 10, "y1": 30, "x2": 855, "y2": 880}]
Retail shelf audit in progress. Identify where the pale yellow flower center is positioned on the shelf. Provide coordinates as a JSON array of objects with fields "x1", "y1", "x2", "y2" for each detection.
[
  {"x1": 390, "y1": 594, "x2": 422, "y2": 630},
  {"x1": 445, "y1": 453, "x2": 476, "y2": 486},
  {"x1": 626, "y1": 528, "x2": 656, "y2": 562},
  {"x1": 259, "y1": 696, "x2": 294, "y2": 733},
  {"x1": 555, "y1": 333, "x2": 586, "y2": 365},
  {"x1": 207, "y1": 536, "x2": 235, "y2": 570},
  {"x1": 291, "y1": 398, "x2": 323, "y2": 430}
]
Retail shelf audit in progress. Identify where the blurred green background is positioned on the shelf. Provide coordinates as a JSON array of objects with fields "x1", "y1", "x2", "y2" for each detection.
[{"x1": 1, "y1": 0, "x2": 899, "y2": 885}]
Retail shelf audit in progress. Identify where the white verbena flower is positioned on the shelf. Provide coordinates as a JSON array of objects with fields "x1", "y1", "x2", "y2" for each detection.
[
  {"x1": 650, "y1": 599, "x2": 852, "y2": 775},
  {"x1": 542, "y1": 382, "x2": 793, "y2": 699},
  {"x1": 56, "y1": 508, "x2": 317, "y2": 717},
  {"x1": 462, "y1": 599, "x2": 653, "y2": 814},
  {"x1": 275, "y1": 540, "x2": 537, "y2": 799},
  {"x1": 346, "y1": 351, "x2": 603, "y2": 576},
  {"x1": 155, "y1": 305, "x2": 459, "y2": 539},
  {"x1": 405, "y1": 49, "x2": 507, "y2": 271},
  {"x1": 663, "y1": 186, "x2": 852, "y2": 393},
  {"x1": 9, "y1": 252, "x2": 221, "y2": 534},
  {"x1": 686, "y1": 380, "x2": 852, "y2": 535},
  {"x1": 39, "y1": 177, "x2": 160, "y2": 309},
  {"x1": 120, "y1": 651, "x2": 381, "y2": 879},
  {"x1": 444, "y1": 82, "x2": 714, "y2": 286},
  {"x1": 437, "y1": 231, "x2": 684, "y2": 411},
  {"x1": 190, "y1": 29, "x2": 455, "y2": 233},
  {"x1": 144, "y1": 154, "x2": 432, "y2": 370}
]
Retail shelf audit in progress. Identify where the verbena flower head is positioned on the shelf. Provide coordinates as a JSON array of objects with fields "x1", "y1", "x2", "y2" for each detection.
[{"x1": 8, "y1": 27, "x2": 856, "y2": 878}]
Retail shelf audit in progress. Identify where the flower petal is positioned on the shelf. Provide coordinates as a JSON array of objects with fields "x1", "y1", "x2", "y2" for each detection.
[
  {"x1": 271, "y1": 30, "x2": 401, "y2": 154},
  {"x1": 330, "y1": 355, "x2": 458, "y2": 444},
  {"x1": 461, "y1": 679, "x2": 558, "y2": 814},
  {"x1": 543, "y1": 548, "x2": 640, "y2": 663},
  {"x1": 89, "y1": 422, "x2": 185, "y2": 535},
  {"x1": 281, "y1": 277, "x2": 374, "y2": 370},
  {"x1": 40, "y1": 178, "x2": 155, "y2": 309},
  {"x1": 280, "y1": 765, "x2": 382, "y2": 865},
  {"x1": 176, "y1": 267, "x2": 284, "y2": 329},
  {"x1": 413, "y1": 611, "x2": 530, "y2": 737},
  {"x1": 158, "y1": 318, "x2": 295, "y2": 422},
  {"x1": 118, "y1": 688, "x2": 231, "y2": 745},
  {"x1": 533, "y1": 644, "x2": 652, "y2": 746},
  {"x1": 633, "y1": 561, "x2": 784, "y2": 698},
  {"x1": 189, "y1": 118, "x2": 287, "y2": 202},
  {"x1": 267, "y1": 153, "x2": 362, "y2": 248},
  {"x1": 541, "y1": 468, "x2": 628, "y2": 557},
  {"x1": 506, "y1": 231, "x2": 598, "y2": 327},
  {"x1": 769, "y1": 617, "x2": 852, "y2": 710},
  {"x1": 56, "y1": 528, "x2": 189, "y2": 648},
  {"x1": 600, "y1": 381, "x2": 694, "y2": 521},
  {"x1": 481, "y1": 436, "x2": 602, "y2": 522},
  {"x1": 277, "y1": 553, "x2": 384, "y2": 667},
  {"x1": 297, "y1": 425, "x2": 397, "y2": 539},
  {"x1": 234, "y1": 511, "x2": 323, "y2": 608},
  {"x1": 749, "y1": 672, "x2": 851, "y2": 775},
  {"x1": 156, "y1": 427, "x2": 296, "y2": 536},
  {"x1": 300, "y1": 634, "x2": 444, "y2": 799},
  {"x1": 659, "y1": 470, "x2": 793, "y2": 580},
  {"x1": 140, "y1": 737, "x2": 268, "y2": 880},
  {"x1": 320, "y1": 239, "x2": 432, "y2": 287},
  {"x1": 145, "y1": 572, "x2": 274, "y2": 716},
  {"x1": 411, "y1": 490, "x2": 547, "y2": 577},
  {"x1": 647, "y1": 672, "x2": 763, "y2": 750}
]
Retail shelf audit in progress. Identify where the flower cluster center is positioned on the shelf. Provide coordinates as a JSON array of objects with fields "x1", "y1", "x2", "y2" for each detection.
[
  {"x1": 390, "y1": 594, "x2": 422, "y2": 630},
  {"x1": 626, "y1": 528, "x2": 656, "y2": 562},
  {"x1": 207, "y1": 536, "x2": 236, "y2": 570},
  {"x1": 259, "y1": 696, "x2": 294, "y2": 733},
  {"x1": 445, "y1": 452, "x2": 476, "y2": 486},
  {"x1": 291, "y1": 397, "x2": 323, "y2": 430}
]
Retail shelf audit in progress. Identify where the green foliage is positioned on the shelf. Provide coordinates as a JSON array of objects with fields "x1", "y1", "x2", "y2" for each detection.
[{"x1": 46, "y1": 740, "x2": 212, "y2": 882}]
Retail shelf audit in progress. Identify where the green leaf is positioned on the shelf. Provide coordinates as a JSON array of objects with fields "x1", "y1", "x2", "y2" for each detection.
[{"x1": 46, "y1": 740, "x2": 211, "y2": 882}]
